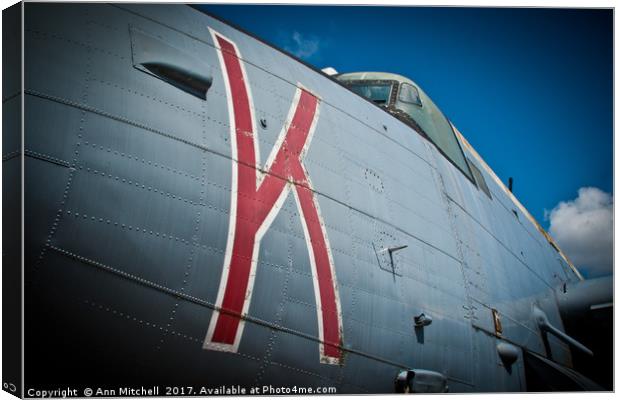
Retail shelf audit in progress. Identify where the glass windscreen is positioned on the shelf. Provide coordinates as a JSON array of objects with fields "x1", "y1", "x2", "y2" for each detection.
[
  {"x1": 347, "y1": 83, "x2": 392, "y2": 105},
  {"x1": 398, "y1": 83, "x2": 422, "y2": 106},
  {"x1": 340, "y1": 77, "x2": 473, "y2": 182},
  {"x1": 395, "y1": 85, "x2": 473, "y2": 181}
]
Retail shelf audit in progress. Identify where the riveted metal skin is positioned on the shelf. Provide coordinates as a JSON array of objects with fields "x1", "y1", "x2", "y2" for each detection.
[{"x1": 17, "y1": 3, "x2": 596, "y2": 394}]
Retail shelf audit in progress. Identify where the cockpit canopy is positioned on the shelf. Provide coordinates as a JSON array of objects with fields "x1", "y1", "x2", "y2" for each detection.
[{"x1": 336, "y1": 72, "x2": 472, "y2": 181}]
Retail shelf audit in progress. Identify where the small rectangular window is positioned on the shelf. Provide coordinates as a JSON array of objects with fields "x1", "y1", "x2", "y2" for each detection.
[
  {"x1": 398, "y1": 83, "x2": 422, "y2": 107},
  {"x1": 467, "y1": 159, "x2": 492, "y2": 199},
  {"x1": 347, "y1": 83, "x2": 392, "y2": 105}
]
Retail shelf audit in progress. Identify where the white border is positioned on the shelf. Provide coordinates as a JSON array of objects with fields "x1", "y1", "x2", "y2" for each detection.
[
  {"x1": 202, "y1": 30, "x2": 342, "y2": 363},
  {"x1": 203, "y1": 27, "x2": 241, "y2": 353}
]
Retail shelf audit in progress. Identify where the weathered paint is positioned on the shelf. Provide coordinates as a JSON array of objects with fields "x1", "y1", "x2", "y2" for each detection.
[
  {"x1": 18, "y1": 3, "x2": 588, "y2": 393},
  {"x1": 203, "y1": 29, "x2": 343, "y2": 364}
]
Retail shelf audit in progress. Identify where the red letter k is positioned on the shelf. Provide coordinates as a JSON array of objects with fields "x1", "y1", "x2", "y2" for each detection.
[{"x1": 203, "y1": 29, "x2": 343, "y2": 364}]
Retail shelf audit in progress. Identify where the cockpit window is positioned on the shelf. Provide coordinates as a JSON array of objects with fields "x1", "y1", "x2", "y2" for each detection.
[
  {"x1": 347, "y1": 83, "x2": 392, "y2": 105},
  {"x1": 337, "y1": 74, "x2": 474, "y2": 183},
  {"x1": 467, "y1": 159, "x2": 492, "y2": 199},
  {"x1": 394, "y1": 86, "x2": 473, "y2": 182},
  {"x1": 399, "y1": 83, "x2": 422, "y2": 107}
]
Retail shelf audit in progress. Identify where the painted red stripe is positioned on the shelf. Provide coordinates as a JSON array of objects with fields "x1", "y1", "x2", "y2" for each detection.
[
  {"x1": 210, "y1": 33, "x2": 341, "y2": 361},
  {"x1": 294, "y1": 183, "x2": 341, "y2": 359},
  {"x1": 212, "y1": 35, "x2": 256, "y2": 344}
]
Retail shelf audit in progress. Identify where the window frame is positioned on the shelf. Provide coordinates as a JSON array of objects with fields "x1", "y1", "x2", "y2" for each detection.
[
  {"x1": 347, "y1": 82, "x2": 393, "y2": 106},
  {"x1": 340, "y1": 79, "x2": 400, "y2": 107},
  {"x1": 398, "y1": 82, "x2": 423, "y2": 107}
]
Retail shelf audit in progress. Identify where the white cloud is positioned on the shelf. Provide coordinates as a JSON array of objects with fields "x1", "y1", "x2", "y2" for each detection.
[
  {"x1": 546, "y1": 187, "x2": 613, "y2": 277},
  {"x1": 284, "y1": 31, "x2": 320, "y2": 60}
]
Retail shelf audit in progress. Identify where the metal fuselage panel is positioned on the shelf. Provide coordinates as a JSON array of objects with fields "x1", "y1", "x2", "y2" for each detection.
[{"x1": 22, "y1": 3, "x2": 580, "y2": 393}]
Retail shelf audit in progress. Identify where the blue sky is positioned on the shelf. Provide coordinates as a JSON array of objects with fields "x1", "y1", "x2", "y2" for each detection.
[{"x1": 197, "y1": 5, "x2": 613, "y2": 276}]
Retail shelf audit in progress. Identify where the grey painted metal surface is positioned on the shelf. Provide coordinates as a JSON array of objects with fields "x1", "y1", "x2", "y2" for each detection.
[{"x1": 16, "y1": 3, "x2": 605, "y2": 394}]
